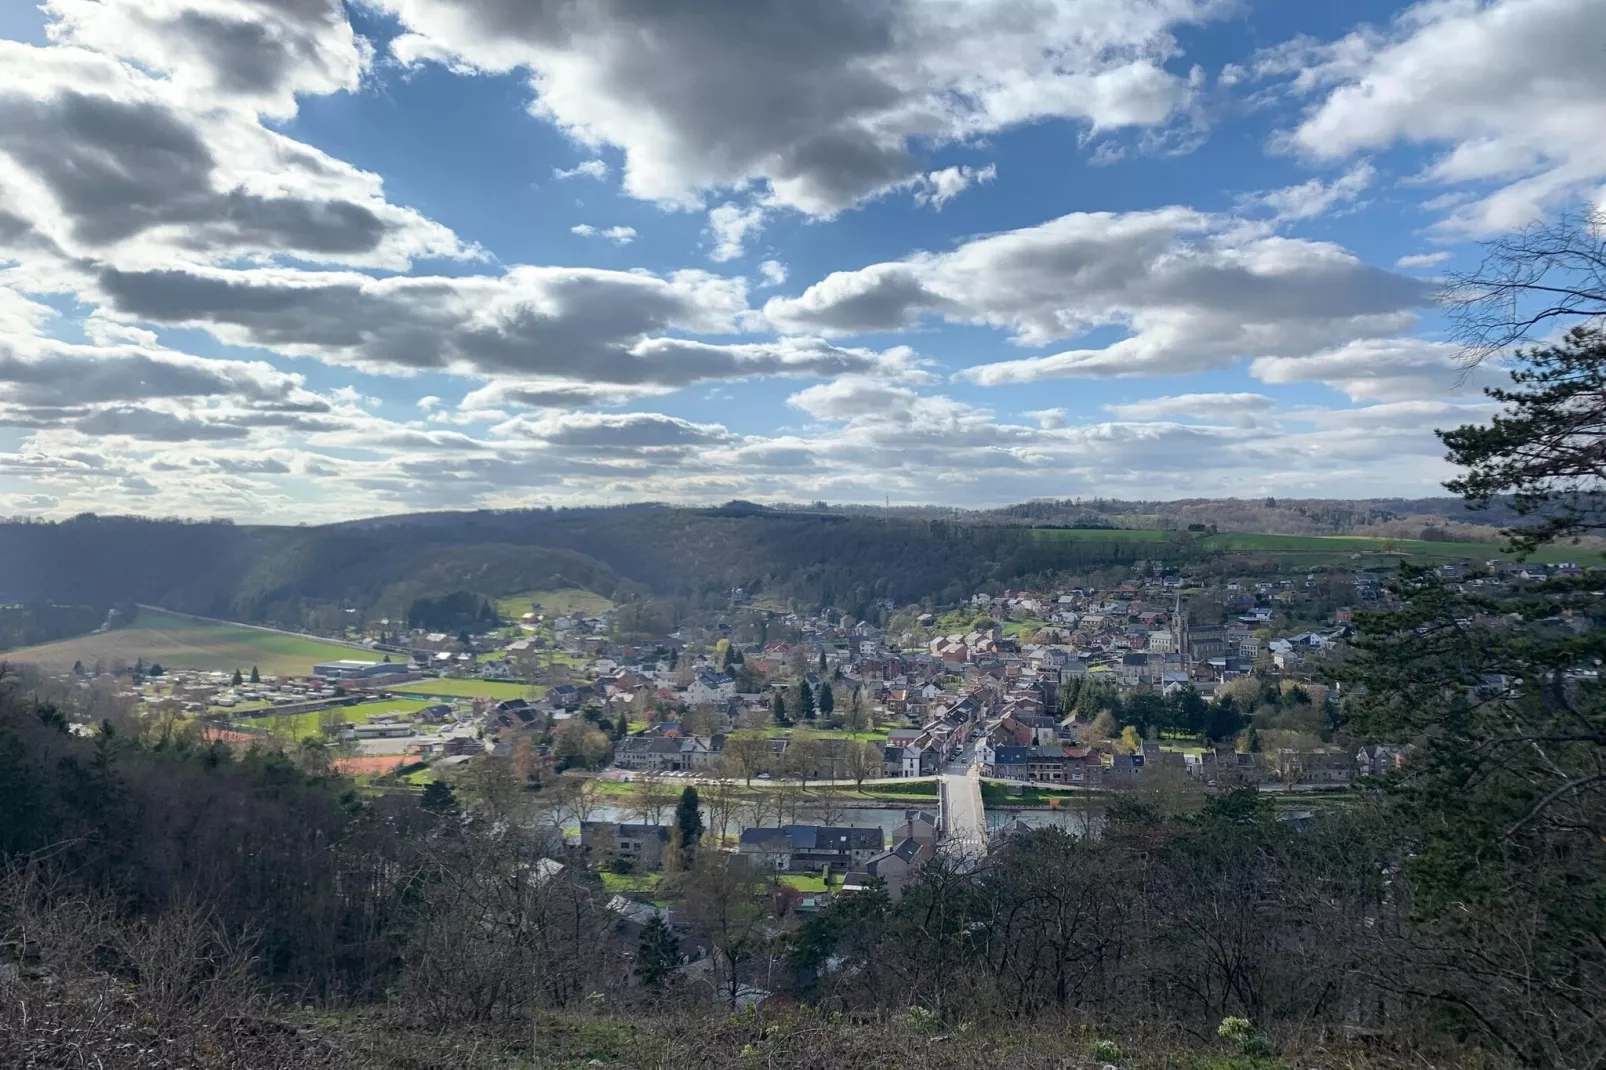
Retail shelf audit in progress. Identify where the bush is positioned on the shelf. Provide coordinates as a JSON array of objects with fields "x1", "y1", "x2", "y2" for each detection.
[{"x1": 1088, "y1": 1038, "x2": 1124, "y2": 1062}]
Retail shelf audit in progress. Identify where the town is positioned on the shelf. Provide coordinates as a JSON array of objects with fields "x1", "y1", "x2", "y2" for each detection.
[{"x1": 25, "y1": 550, "x2": 1589, "y2": 926}]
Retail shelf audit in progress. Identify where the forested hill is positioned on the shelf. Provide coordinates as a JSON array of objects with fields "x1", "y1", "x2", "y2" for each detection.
[{"x1": 0, "y1": 505, "x2": 1171, "y2": 627}]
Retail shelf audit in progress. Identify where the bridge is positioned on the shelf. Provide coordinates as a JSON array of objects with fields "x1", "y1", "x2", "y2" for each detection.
[{"x1": 937, "y1": 766, "x2": 988, "y2": 868}]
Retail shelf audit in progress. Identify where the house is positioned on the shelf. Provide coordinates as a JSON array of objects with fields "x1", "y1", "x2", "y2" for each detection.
[
  {"x1": 987, "y1": 744, "x2": 1030, "y2": 778},
  {"x1": 737, "y1": 825, "x2": 886, "y2": 873},
  {"x1": 615, "y1": 736, "x2": 686, "y2": 771},
  {"x1": 1355, "y1": 743, "x2": 1405, "y2": 777},
  {"x1": 581, "y1": 822, "x2": 671, "y2": 871},
  {"x1": 862, "y1": 836, "x2": 931, "y2": 898},
  {"x1": 685, "y1": 669, "x2": 736, "y2": 705}
]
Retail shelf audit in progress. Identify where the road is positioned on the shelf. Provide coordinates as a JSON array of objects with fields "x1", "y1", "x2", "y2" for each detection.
[{"x1": 938, "y1": 762, "x2": 988, "y2": 868}]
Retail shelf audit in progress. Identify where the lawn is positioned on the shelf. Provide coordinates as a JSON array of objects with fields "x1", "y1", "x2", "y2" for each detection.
[
  {"x1": 777, "y1": 874, "x2": 830, "y2": 893},
  {"x1": 600, "y1": 871, "x2": 661, "y2": 895},
  {"x1": 237, "y1": 698, "x2": 416, "y2": 739},
  {"x1": 387, "y1": 678, "x2": 536, "y2": 700},
  {"x1": 5, "y1": 607, "x2": 364, "y2": 676},
  {"x1": 496, "y1": 588, "x2": 615, "y2": 621}
]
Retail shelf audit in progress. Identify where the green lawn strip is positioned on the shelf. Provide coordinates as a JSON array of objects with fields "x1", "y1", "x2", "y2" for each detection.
[
  {"x1": 599, "y1": 871, "x2": 661, "y2": 895},
  {"x1": 777, "y1": 874, "x2": 830, "y2": 893},
  {"x1": 387, "y1": 678, "x2": 535, "y2": 699}
]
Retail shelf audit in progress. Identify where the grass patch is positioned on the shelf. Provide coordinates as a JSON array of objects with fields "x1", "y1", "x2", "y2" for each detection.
[
  {"x1": 387, "y1": 678, "x2": 535, "y2": 700},
  {"x1": 867, "y1": 780, "x2": 939, "y2": 798},
  {"x1": 496, "y1": 588, "x2": 615, "y2": 621},
  {"x1": 778, "y1": 873, "x2": 830, "y2": 893},
  {"x1": 599, "y1": 871, "x2": 661, "y2": 895},
  {"x1": 6, "y1": 607, "x2": 364, "y2": 676}
]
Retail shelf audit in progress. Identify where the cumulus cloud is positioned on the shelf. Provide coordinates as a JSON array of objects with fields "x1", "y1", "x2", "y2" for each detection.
[
  {"x1": 1395, "y1": 251, "x2": 1451, "y2": 270},
  {"x1": 1263, "y1": 0, "x2": 1606, "y2": 234},
  {"x1": 706, "y1": 203, "x2": 766, "y2": 262},
  {"x1": 373, "y1": 0, "x2": 1223, "y2": 216},
  {"x1": 766, "y1": 206, "x2": 1431, "y2": 380},
  {"x1": 570, "y1": 223, "x2": 637, "y2": 245},
  {"x1": 1104, "y1": 392, "x2": 1276, "y2": 424},
  {"x1": 88, "y1": 262, "x2": 926, "y2": 393},
  {"x1": 0, "y1": 40, "x2": 464, "y2": 269},
  {"x1": 1237, "y1": 161, "x2": 1374, "y2": 222},
  {"x1": 1250, "y1": 337, "x2": 1504, "y2": 402},
  {"x1": 42, "y1": 0, "x2": 368, "y2": 119},
  {"x1": 915, "y1": 164, "x2": 997, "y2": 210},
  {"x1": 553, "y1": 159, "x2": 608, "y2": 180},
  {"x1": 758, "y1": 260, "x2": 788, "y2": 287}
]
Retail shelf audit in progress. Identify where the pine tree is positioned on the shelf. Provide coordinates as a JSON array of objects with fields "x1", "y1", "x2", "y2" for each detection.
[
  {"x1": 231, "y1": 668, "x2": 243, "y2": 687},
  {"x1": 250, "y1": 666, "x2": 260, "y2": 684},
  {"x1": 797, "y1": 679, "x2": 815, "y2": 720},
  {"x1": 420, "y1": 779, "x2": 459, "y2": 815},
  {"x1": 772, "y1": 693, "x2": 789, "y2": 726},
  {"x1": 818, "y1": 683, "x2": 835, "y2": 718},
  {"x1": 675, "y1": 786, "x2": 704, "y2": 852},
  {"x1": 635, "y1": 914, "x2": 680, "y2": 989},
  {"x1": 818, "y1": 649, "x2": 827, "y2": 674}
]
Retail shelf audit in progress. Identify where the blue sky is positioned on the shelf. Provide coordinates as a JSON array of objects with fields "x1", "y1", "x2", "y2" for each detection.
[{"x1": 0, "y1": 0, "x2": 1599, "y2": 522}]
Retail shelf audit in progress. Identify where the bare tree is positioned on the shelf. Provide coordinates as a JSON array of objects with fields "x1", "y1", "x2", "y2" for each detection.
[
  {"x1": 722, "y1": 730, "x2": 770, "y2": 786},
  {"x1": 625, "y1": 769, "x2": 675, "y2": 826},
  {"x1": 845, "y1": 739, "x2": 883, "y2": 790},
  {"x1": 1445, "y1": 211, "x2": 1606, "y2": 356}
]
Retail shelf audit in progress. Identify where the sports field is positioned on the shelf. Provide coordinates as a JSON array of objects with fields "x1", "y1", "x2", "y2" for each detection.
[
  {"x1": 387, "y1": 678, "x2": 535, "y2": 700},
  {"x1": 4, "y1": 607, "x2": 364, "y2": 676}
]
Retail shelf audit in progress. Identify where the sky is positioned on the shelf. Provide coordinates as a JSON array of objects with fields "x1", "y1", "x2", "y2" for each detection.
[{"x1": 0, "y1": 0, "x2": 1600, "y2": 523}]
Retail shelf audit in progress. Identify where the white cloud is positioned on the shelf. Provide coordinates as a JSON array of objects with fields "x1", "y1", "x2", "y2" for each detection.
[
  {"x1": 0, "y1": 39, "x2": 466, "y2": 270},
  {"x1": 374, "y1": 0, "x2": 1225, "y2": 217},
  {"x1": 1395, "y1": 251, "x2": 1451, "y2": 270},
  {"x1": 1104, "y1": 392, "x2": 1275, "y2": 424},
  {"x1": 915, "y1": 164, "x2": 997, "y2": 210},
  {"x1": 41, "y1": 0, "x2": 368, "y2": 120},
  {"x1": 1266, "y1": 0, "x2": 1606, "y2": 234},
  {"x1": 758, "y1": 260, "x2": 788, "y2": 287},
  {"x1": 571, "y1": 223, "x2": 637, "y2": 245},
  {"x1": 1250, "y1": 337, "x2": 1504, "y2": 402},
  {"x1": 766, "y1": 206, "x2": 1431, "y2": 381},
  {"x1": 553, "y1": 159, "x2": 608, "y2": 180},
  {"x1": 1238, "y1": 161, "x2": 1374, "y2": 222},
  {"x1": 706, "y1": 203, "x2": 766, "y2": 262}
]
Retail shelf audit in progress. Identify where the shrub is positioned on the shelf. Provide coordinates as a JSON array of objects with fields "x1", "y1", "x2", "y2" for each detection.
[{"x1": 1088, "y1": 1038, "x2": 1124, "y2": 1062}]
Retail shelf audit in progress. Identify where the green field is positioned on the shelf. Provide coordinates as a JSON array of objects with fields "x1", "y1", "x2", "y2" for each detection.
[
  {"x1": 5, "y1": 608, "x2": 365, "y2": 676},
  {"x1": 238, "y1": 698, "x2": 416, "y2": 739},
  {"x1": 496, "y1": 588, "x2": 614, "y2": 621},
  {"x1": 387, "y1": 678, "x2": 535, "y2": 700},
  {"x1": 1027, "y1": 526, "x2": 1595, "y2": 565}
]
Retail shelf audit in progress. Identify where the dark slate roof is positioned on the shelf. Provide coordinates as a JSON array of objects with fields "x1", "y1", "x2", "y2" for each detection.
[
  {"x1": 892, "y1": 837, "x2": 924, "y2": 862},
  {"x1": 992, "y1": 745, "x2": 1030, "y2": 764}
]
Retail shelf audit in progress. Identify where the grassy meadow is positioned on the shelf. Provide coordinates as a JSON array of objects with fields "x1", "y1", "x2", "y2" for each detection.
[{"x1": 4, "y1": 607, "x2": 364, "y2": 676}]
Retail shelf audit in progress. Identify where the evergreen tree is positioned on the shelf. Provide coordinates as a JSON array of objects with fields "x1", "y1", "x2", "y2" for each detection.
[
  {"x1": 71, "y1": 660, "x2": 84, "y2": 676},
  {"x1": 634, "y1": 914, "x2": 680, "y2": 989},
  {"x1": 797, "y1": 679, "x2": 815, "y2": 720},
  {"x1": 818, "y1": 683, "x2": 835, "y2": 718},
  {"x1": 420, "y1": 779, "x2": 459, "y2": 815},
  {"x1": 675, "y1": 786, "x2": 704, "y2": 851},
  {"x1": 818, "y1": 649, "x2": 827, "y2": 674},
  {"x1": 249, "y1": 666, "x2": 260, "y2": 684},
  {"x1": 772, "y1": 693, "x2": 789, "y2": 726},
  {"x1": 231, "y1": 668, "x2": 243, "y2": 687},
  {"x1": 147, "y1": 663, "x2": 163, "y2": 677},
  {"x1": 1204, "y1": 696, "x2": 1242, "y2": 741}
]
